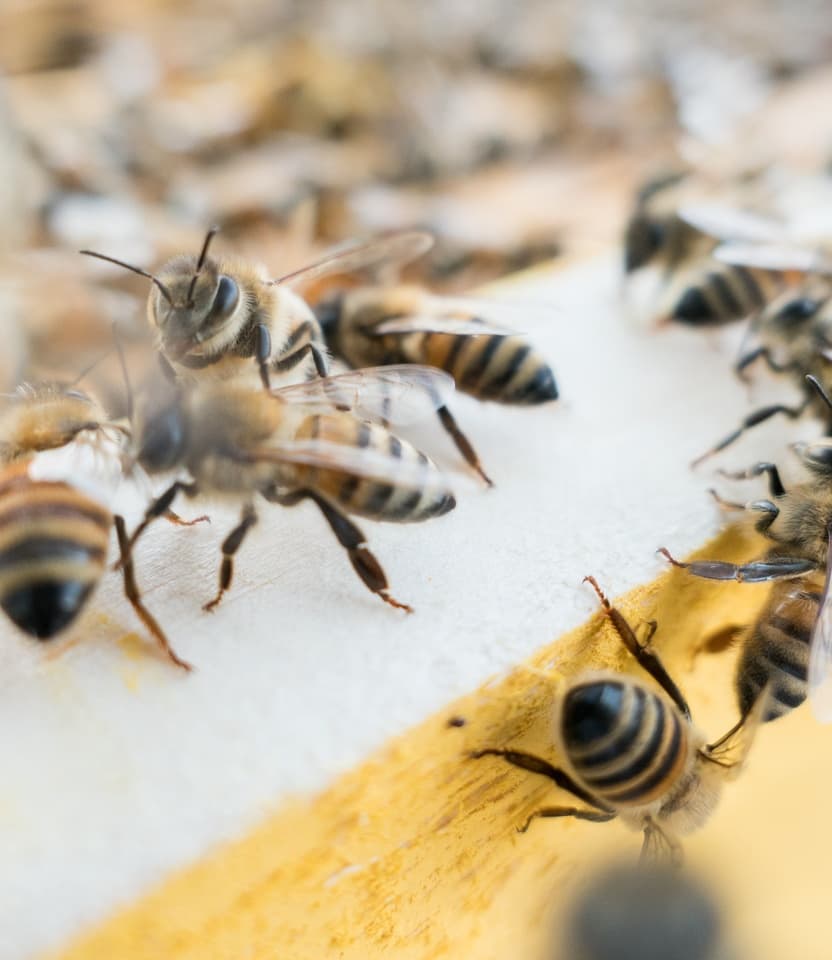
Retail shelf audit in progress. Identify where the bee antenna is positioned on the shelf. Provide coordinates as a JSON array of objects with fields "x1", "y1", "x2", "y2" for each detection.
[
  {"x1": 80, "y1": 250, "x2": 174, "y2": 307},
  {"x1": 807, "y1": 374, "x2": 832, "y2": 412},
  {"x1": 186, "y1": 226, "x2": 219, "y2": 309}
]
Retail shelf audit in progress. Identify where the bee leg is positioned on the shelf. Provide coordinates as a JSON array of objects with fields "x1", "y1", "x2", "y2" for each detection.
[
  {"x1": 270, "y1": 489, "x2": 412, "y2": 611},
  {"x1": 271, "y1": 322, "x2": 330, "y2": 378},
  {"x1": 658, "y1": 548, "x2": 818, "y2": 583},
  {"x1": 518, "y1": 806, "x2": 616, "y2": 833},
  {"x1": 116, "y1": 480, "x2": 200, "y2": 569},
  {"x1": 583, "y1": 575, "x2": 691, "y2": 720},
  {"x1": 256, "y1": 323, "x2": 272, "y2": 390},
  {"x1": 692, "y1": 398, "x2": 809, "y2": 467},
  {"x1": 708, "y1": 488, "x2": 745, "y2": 511},
  {"x1": 114, "y1": 515, "x2": 192, "y2": 671},
  {"x1": 717, "y1": 461, "x2": 786, "y2": 497},
  {"x1": 470, "y1": 749, "x2": 610, "y2": 809},
  {"x1": 203, "y1": 503, "x2": 258, "y2": 612},
  {"x1": 163, "y1": 509, "x2": 210, "y2": 527},
  {"x1": 735, "y1": 346, "x2": 797, "y2": 380},
  {"x1": 436, "y1": 405, "x2": 493, "y2": 487}
]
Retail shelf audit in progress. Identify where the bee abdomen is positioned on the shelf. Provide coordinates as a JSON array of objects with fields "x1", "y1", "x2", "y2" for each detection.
[
  {"x1": 298, "y1": 416, "x2": 455, "y2": 524},
  {"x1": 0, "y1": 479, "x2": 110, "y2": 640},
  {"x1": 738, "y1": 606, "x2": 815, "y2": 722},
  {"x1": 561, "y1": 681, "x2": 687, "y2": 808},
  {"x1": 671, "y1": 265, "x2": 784, "y2": 326}
]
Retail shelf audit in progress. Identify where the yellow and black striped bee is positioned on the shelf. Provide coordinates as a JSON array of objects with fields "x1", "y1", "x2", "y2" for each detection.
[
  {"x1": 315, "y1": 231, "x2": 557, "y2": 486},
  {"x1": 661, "y1": 404, "x2": 832, "y2": 724},
  {"x1": 0, "y1": 452, "x2": 189, "y2": 669},
  {"x1": 473, "y1": 577, "x2": 760, "y2": 862},
  {"x1": 80, "y1": 229, "x2": 435, "y2": 393},
  {"x1": 121, "y1": 364, "x2": 457, "y2": 613},
  {"x1": 562, "y1": 860, "x2": 729, "y2": 960}
]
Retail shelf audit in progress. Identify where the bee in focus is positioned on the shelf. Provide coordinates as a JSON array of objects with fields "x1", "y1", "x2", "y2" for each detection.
[
  {"x1": 0, "y1": 444, "x2": 188, "y2": 669},
  {"x1": 562, "y1": 860, "x2": 730, "y2": 960},
  {"x1": 315, "y1": 230, "x2": 557, "y2": 487},
  {"x1": 472, "y1": 577, "x2": 760, "y2": 862},
  {"x1": 121, "y1": 364, "x2": 457, "y2": 614},
  {"x1": 662, "y1": 391, "x2": 832, "y2": 724}
]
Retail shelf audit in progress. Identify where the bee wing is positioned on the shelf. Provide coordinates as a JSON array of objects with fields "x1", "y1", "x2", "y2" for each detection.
[
  {"x1": 27, "y1": 434, "x2": 124, "y2": 506},
  {"x1": 372, "y1": 314, "x2": 517, "y2": 337},
  {"x1": 249, "y1": 438, "x2": 453, "y2": 492},
  {"x1": 809, "y1": 538, "x2": 832, "y2": 721},
  {"x1": 676, "y1": 203, "x2": 784, "y2": 242},
  {"x1": 272, "y1": 365, "x2": 455, "y2": 426},
  {"x1": 714, "y1": 241, "x2": 832, "y2": 274},
  {"x1": 639, "y1": 821, "x2": 682, "y2": 867},
  {"x1": 705, "y1": 683, "x2": 771, "y2": 770},
  {"x1": 269, "y1": 230, "x2": 435, "y2": 288}
]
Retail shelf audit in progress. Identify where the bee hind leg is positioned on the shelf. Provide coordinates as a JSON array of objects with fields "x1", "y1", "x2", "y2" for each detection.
[
  {"x1": 203, "y1": 503, "x2": 258, "y2": 612},
  {"x1": 268, "y1": 489, "x2": 412, "y2": 612},
  {"x1": 658, "y1": 548, "x2": 817, "y2": 583},
  {"x1": 436, "y1": 405, "x2": 493, "y2": 487}
]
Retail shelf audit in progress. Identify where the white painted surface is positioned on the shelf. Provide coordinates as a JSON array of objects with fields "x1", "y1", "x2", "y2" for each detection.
[{"x1": 0, "y1": 255, "x2": 817, "y2": 958}]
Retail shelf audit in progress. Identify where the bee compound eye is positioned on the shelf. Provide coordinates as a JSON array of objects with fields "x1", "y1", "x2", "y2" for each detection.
[
  {"x1": 209, "y1": 276, "x2": 240, "y2": 322},
  {"x1": 138, "y1": 407, "x2": 186, "y2": 473},
  {"x1": 774, "y1": 297, "x2": 820, "y2": 327}
]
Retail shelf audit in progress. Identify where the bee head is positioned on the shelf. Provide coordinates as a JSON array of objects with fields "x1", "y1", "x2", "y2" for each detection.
[{"x1": 153, "y1": 228, "x2": 241, "y2": 359}]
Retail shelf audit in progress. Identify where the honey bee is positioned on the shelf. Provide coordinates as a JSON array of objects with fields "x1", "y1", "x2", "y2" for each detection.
[
  {"x1": 315, "y1": 234, "x2": 557, "y2": 486},
  {"x1": 121, "y1": 365, "x2": 457, "y2": 613},
  {"x1": 661, "y1": 393, "x2": 832, "y2": 723},
  {"x1": 80, "y1": 228, "x2": 434, "y2": 392},
  {"x1": 0, "y1": 449, "x2": 188, "y2": 669},
  {"x1": 472, "y1": 577, "x2": 760, "y2": 862},
  {"x1": 0, "y1": 381, "x2": 125, "y2": 462},
  {"x1": 563, "y1": 861, "x2": 727, "y2": 960}
]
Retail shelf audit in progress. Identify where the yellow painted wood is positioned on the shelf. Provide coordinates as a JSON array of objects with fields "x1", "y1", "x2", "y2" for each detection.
[{"x1": 45, "y1": 525, "x2": 832, "y2": 960}]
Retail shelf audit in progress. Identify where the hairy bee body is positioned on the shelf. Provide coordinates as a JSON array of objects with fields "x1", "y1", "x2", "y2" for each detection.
[
  {"x1": 151, "y1": 256, "x2": 325, "y2": 388},
  {"x1": 557, "y1": 676, "x2": 719, "y2": 837},
  {"x1": 318, "y1": 286, "x2": 557, "y2": 405},
  {"x1": 0, "y1": 383, "x2": 109, "y2": 462},
  {"x1": 0, "y1": 464, "x2": 111, "y2": 639},
  {"x1": 181, "y1": 384, "x2": 454, "y2": 522},
  {"x1": 738, "y1": 574, "x2": 822, "y2": 722}
]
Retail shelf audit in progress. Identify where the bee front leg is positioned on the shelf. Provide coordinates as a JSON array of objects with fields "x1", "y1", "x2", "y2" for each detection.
[
  {"x1": 658, "y1": 548, "x2": 817, "y2": 582},
  {"x1": 117, "y1": 480, "x2": 200, "y2": 569},
  {"x1": 203, "y1": 503, "x2": 258, "y2": 612},
  {"x1": 717, "y1": 461, "x2": 786, "y2": 497},
  {"x1": 691, "y1": 397, "x2": 810, "y2": 467}
]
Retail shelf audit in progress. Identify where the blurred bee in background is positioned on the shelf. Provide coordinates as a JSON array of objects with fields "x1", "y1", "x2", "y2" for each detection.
[
  {"x1": 561, "y1": 860, "x2": 732, "y2": 960},
  {"x1": 121, "y1": 364, "x2": 457, "y2": 614},
  {"x1": 661, "y1": 387, "x2": 832, "y2": 723},
  {"x1": 314, "y1": 230, "x2": 558, "y2": 487},
  {"x1": 472, "y1": 576, "x2": 761, "y2": 862},
  {"x1": 0, "y1": 433, "x2": 188, "y2": 669},
  {"x1": 624, "y1": 169, "x2": 799, "y2": 327},
  {"x1": 691, "y1": 250, "x2": 832, "y2": 464}
]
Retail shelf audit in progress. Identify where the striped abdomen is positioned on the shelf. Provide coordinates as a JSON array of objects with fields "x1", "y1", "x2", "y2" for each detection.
[
  {"x1": 561, "y1": 680, "x2": 688, "y2": 810},
  {"x1": 668, "y1": 262, "x2": 790, "y2": 326},
  {"x1": 396, "y1": 330, "x2": 557, "y2": 405},
  {"x1": 737, "y1": 576, "x2": 821, "y2": 722},
  {"x1": 290, "y1": 412, "x2": 455, "y2": 523},
  {"x1": 0, "y1": 470, "x2": 111, "y2": 639}
]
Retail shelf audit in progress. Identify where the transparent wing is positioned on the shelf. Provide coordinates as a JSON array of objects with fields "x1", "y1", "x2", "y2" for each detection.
[
  {"x1": 639, "y1": 820, "x2": 682, "y2": 867},
  {"x1": 27, "y1": 434, "x2": 124, "y2": 506},
  {"x1": 705, "y1": 680, "x2": 771, "y2": 770},
  {"x1": 373, "y1": 314, "x2": 517, "y2": 337},
  {"x1": 809, "y1": 535, "x2": 832, "y2": 721},
  {"x1": 248, "y1": 438, "x2": 453, "y2": 492},
  {"x1": 272, "y1": 365, "x2": 455, "y2": 426},
  {"x1": 269, "y1": 230, "x2": 435, "y2": 288},
  {"x1": 677, "y1": 203, "x2": 784, "y2": 243},
  {"x1": 714, "y1": 241, "x2": 832, "y2": 274}
]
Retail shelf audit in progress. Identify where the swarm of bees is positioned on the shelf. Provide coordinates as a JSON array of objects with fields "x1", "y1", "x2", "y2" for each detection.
[
  {"x1": 470, "y1": 164, "x2": 832, "y2": 877},
  {"x1": 0, "y1": 227, "x2": 557, "y2": 672}
]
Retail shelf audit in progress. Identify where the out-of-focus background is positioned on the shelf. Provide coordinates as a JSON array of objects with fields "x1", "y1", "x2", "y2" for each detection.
[{"x1": 3, "y1": 0, "x2": 832, "y2": 404}]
